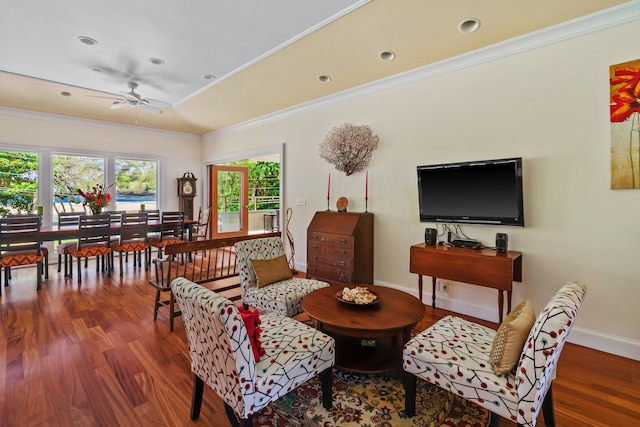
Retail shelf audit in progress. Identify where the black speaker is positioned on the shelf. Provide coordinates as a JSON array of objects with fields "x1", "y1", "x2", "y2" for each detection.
[
  {"x1": 425, "y1": 228, "x2": 437, "y2": 245},
  {"x1": 496, "y1": 233, "x2": 508, "y2": 253}
]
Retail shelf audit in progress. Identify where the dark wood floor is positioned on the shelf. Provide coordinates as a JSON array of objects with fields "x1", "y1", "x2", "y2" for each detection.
[{"x1": 1, "y1": 262, "x2": 638, "y2": 426}]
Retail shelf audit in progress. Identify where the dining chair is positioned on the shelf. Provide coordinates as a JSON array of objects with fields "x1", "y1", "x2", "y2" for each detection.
[
  {"x1": 147, "y1": 211, "x2": 185, "y2": 262},
  {"x1": 143, "y1": 209, "x2": 160, "y2": 225},
  {"x1": 192, "y1": 207, "x2": 211, "y2": 242},
  {"x1": 172, "y1": 278, "x2": 335, "y2": 426},
  {"x1": 0, "y1": 215, "x2": 45, "y2": 295},
  {"x1": 56, "y1": 211, "x2": 85, "y2": 276},
  {"x1": 234, "y1": 236, "x2": 330, "y2": 317},
  {"x1": 403, "y1": 281, "x2": 587, "y2": 427},
  {"x1": 110, "y1": 211, "x2": 148, "y2": 276},
  {"x1": 68, "y1": 214, "x2": 112, "y2": 283}
]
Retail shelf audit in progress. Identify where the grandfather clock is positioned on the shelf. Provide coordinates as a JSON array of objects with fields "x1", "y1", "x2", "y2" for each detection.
[{"x1": 177, "y1": 172, "x2": 197, "y2": 220}]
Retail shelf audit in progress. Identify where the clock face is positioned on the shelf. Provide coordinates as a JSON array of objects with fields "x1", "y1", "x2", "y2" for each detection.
[{"x1": 183, "y1": 181, "x2": 193, "y2": 195}]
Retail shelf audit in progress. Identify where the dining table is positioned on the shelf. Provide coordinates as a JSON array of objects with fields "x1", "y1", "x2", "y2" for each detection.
[{"x1": 40, "y1": 219, "x2": 197, "y2": 242}]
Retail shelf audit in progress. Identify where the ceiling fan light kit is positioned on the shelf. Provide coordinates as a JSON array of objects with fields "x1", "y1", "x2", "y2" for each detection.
[{"x1": 98, "y1": 81, "x2": 171, "y2": 115}]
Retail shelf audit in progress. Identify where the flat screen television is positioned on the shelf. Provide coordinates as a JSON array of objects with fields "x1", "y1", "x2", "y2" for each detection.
[{"x1": 417, "y1": 157, "x2": 524, "y2": 226}]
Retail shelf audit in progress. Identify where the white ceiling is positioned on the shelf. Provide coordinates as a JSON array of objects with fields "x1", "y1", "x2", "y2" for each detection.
[{"x1": 0, "y1": 0, "x2": 630, "y2": 135}]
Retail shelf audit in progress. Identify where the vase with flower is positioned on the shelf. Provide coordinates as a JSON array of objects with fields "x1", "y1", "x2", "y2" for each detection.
[{"x1": 77, "y1": 183, "x2": 114, "y2": 214}]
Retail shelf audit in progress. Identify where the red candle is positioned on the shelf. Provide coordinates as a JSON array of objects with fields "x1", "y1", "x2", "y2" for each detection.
[
  {"x1": 327, "y1": 173, "x2": 331, "y2": 198},
  {"x1": 366, "y1": 170, "x2": 369, "y2": 198}
]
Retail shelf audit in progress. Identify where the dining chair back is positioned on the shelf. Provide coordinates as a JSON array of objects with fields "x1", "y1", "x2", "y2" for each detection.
[
  {"x1": 68, "y1": 214, "x2": 112, "y2": 283},
  {"x1": 56, "y1": 211, "x2": 85, "y2": 276},
  {"x1": 148, "y1": 211, "x2": 185, "y2": 259},
  {"x1": 0, "y1": 214, "x2": 44, "y2": 294},
  {"x1": 193, "y1": 208, "x2": 211, "y2": 242},
  {"x1": 110, "y1": 211, "x2": 149, "y2": 276},
  {"x1": 145, "y1": 209, "x2": 160, "y2": 222}
]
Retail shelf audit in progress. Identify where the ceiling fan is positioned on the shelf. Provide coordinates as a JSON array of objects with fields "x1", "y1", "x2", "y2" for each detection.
[{"x1": 92, "y1": 81, "x2": 172, "y2": 114}]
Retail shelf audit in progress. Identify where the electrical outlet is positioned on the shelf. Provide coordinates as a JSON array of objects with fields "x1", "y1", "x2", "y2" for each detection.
[
  {"x1": 296, "y1": 198, "x2": 306, "y2": 206},
  {"x1": 438, "y1": 280, "x2": 449, "y2": 293}
]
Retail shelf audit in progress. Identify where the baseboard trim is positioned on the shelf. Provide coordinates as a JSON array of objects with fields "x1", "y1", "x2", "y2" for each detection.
[{"x1": 375, "y1": 279, "x2": 640, "y2": 362}]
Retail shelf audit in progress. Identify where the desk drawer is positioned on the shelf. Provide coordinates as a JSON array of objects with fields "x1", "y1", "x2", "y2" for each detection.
[{"x1": 307, "y1": 262, "x2": 353, "y2": 283}]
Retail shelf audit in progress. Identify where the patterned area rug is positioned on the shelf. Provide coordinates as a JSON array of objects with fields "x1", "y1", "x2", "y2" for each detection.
[{"x1": 254, "y1": 368, "x2": 491, "y2": 427}]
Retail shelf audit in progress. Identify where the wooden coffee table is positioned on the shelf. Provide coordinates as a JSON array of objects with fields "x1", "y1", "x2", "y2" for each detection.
[{"x1": 302, "y1": 284, "x2": 425, "y2": 374}]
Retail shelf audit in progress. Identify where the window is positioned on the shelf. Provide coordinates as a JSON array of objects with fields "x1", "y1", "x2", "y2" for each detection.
[
  {"x1": 115, "y1": 158, "x2": 158, "y2": 211},
  {"x1": 0, "y1": 149, "x2": 39, "y2": 216},
  {"x1": 52, "y1": 154, "x2": 105, "y2": 217}
]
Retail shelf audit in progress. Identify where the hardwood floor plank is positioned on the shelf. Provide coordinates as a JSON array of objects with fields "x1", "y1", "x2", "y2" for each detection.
[{"x1": 1, "y1": 264, "x2": 638, "y2": 426}]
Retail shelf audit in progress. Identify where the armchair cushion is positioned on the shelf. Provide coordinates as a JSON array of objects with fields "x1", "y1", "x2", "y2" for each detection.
[
  {"x1": 251, "y1": 254, "x2": 292, "y2": 288},
  {"x1": 489, "y1": 299, "x2": 535, "y2": 375}
]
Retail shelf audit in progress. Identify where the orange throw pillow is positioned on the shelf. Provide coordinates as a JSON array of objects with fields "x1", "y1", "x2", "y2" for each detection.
[{"x1": 251, "y1": 254, "x2": 293, "y2": 288}]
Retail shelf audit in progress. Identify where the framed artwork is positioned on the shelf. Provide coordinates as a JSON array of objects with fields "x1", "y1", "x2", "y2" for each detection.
[{"x1": 610, "y1": 58, "x2": 640, "y2": 189}]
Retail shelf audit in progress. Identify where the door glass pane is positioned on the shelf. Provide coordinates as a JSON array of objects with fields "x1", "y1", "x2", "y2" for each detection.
[
  {"x1": 115, "y1": 158, "x2": 157, "y2": 211},
  {"x1": 217, "y1": 170, "x2": 242, "y2": 233},
  {"x1": 52, "y1": 154, "x2": 105, "y2": 220},
  {"x1": 0, "y1": 150, "x2": 39, "y2": 217}
]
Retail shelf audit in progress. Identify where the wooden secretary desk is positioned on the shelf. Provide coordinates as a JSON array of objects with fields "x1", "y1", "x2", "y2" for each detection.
[{"x1": 306, "y1": 211, "x2": 373, "y2": 285}]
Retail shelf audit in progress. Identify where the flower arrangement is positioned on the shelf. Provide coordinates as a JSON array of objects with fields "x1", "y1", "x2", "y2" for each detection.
[
  {"x1": 610, "y1": 64, "x2": 640, "y2": 188},
  {"x1": 77, "y1": 183, "x2": 114, "y2": 214}
]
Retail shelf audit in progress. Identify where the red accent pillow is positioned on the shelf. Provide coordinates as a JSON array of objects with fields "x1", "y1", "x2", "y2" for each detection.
[{"x1": 238, "y1": 307, "x2": 266, "y2": 361}]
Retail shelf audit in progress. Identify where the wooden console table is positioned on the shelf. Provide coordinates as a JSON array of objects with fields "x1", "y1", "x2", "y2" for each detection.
[{"x1": 409, "y1": 243, "x2": 522, "y2": 321}]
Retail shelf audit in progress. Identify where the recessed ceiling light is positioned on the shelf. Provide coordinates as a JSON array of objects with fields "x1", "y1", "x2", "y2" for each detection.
[
  {"x1": 318, "y1": 75, "x2": 332, "y2": 83},
  {"x1": 149, "y1": 58, "x2": 165, "y2": 65},
  {"x1": 379, "y1": 51, "x2": 396, "y2": 61},
  {"x1": 202, "y1": 74, "x2": 216, "y2": 80},
  {"x1": 458, "y1": 18, "x2": 480, "y2": 34},
  {"x1": 78, "y1": 36, "x2": 98, "y2": 46},
  {"x1": 60, "y1": 92, "x2": 71, "y2": 97}
]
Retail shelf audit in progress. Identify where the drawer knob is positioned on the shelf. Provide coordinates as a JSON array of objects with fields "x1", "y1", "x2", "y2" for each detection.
[
  {"x1": 340, "y1": 239, "x2": 347, "y2": 244},
  {"x1": 341, "y1": 249, "x2": 346, "y2": 255},
  {"x1": 313, "y1": 245, "x2": 318, "y2": 249},
  {"x1": 313, "y1": 256, "x2": 318, "y2": 260},
  {"x1": 313, "y1": 235, "x2": 319, "y2": 240},
  {"x1": 340, "y1": 261, "x2": 346, "y2": 266}
]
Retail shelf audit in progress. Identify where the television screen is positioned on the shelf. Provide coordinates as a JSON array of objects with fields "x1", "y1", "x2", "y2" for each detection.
[{"x1": 417, "y1": 157, "x2": 524, "y2": 226}]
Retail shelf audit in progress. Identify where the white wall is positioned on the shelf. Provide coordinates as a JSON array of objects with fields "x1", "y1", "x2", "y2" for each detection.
[
  {"x1": 203, "y1": 15, "x2": 640, "y2": 360},
  {"x1": 0, "y1": 109, "x2": 203, "y2": 214}
]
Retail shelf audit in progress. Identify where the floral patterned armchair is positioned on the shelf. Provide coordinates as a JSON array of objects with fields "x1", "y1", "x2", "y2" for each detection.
[
  {"x1": 234, "y1": 236, "x2": 329, "y2": 317},
  {"x1": 171, "y1": 277, "x2": 335, "y2": 427},
  {"x1": 403, "y1": 281, "x2": 587, "y2": 427}
]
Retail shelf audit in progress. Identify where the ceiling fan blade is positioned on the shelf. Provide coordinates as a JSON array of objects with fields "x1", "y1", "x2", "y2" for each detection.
[
  {"x1": 87, "y1": 95, "x2": 124, "y2": 101},
  {"x1": 138, "y1": 104, "x2": 163, "y2": 114},
  {"x1": 120, "y1": 91, "x2": 140, "y2": 102},
  {"x1": 142, "y1": 98, "x2": 172, "y2": 108},
  {"x1": 110, "y1": 102, "x2": 130, "y2": 110}
]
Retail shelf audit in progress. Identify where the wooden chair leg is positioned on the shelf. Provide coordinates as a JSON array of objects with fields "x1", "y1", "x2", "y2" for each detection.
[
  {"x1": 320, "y1": 367, "x2": 333, "y2": 409},
  {"x1": 37, "y1": 262, "x2": 43, "y2": 290},
  {"x1": 77, "y1": 257, "x2": 82, "y2": 284},
  {"x1": 153, "y1": 289, "x2": 162, "y2": 320},
  {"x1": 190, "y1": 374, "x2": 204, "y2": 420},
  {"x1": 403, "y1": 371, "x2": 417, "y2": 417},
  {"x1": 119, "y1": 251, "x2": 124, "y2": 277},
  {"x1": 169, "y1": 292, "x2": 175, "y2": 332},
  {"x1": 542, "y1": 384, "x2": 555, "y2": 427}
]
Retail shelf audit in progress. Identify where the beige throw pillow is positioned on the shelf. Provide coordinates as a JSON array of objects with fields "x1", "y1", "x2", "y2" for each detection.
[
  {"x1": 251, "y1": 254, "x2": 293, "y2": 288},
  {"x1": 489, "y1": 299, "x2": 536, "y2": 375}
]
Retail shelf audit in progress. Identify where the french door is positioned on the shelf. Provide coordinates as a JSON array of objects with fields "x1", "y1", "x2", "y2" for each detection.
[{"x1": 209, "y1": 165, "x2": 248, "y2": 238}]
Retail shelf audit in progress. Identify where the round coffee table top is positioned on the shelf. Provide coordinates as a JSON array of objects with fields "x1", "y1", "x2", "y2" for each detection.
[{"x1": 302, "y1": 284, "x2": 425, "y2": 338}]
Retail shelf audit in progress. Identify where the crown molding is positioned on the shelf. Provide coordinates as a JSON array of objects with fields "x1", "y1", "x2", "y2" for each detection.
[
  {"x1": 206, "y1": 1, "x2": 640, "y2": 139},
  {"x1": 0, "y1": 106, "x2": 201, "y2": 141}
]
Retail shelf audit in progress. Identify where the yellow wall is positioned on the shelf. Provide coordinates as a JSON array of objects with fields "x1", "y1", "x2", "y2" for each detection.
[{"x1": 203, "y1": 18, "x2": 640, "y2": 359}]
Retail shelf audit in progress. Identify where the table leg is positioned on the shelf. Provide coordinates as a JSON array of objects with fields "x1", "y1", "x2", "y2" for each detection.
[
  {"x1": 498, "y1": 290, "x2": 504, "y2": 322},
  {"x1": 418, "y1": 274, "x2": 423, "y2": 302},
  {"x1": 431, "y1": 276, "x2": 437, "y2": 309}
]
